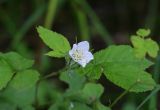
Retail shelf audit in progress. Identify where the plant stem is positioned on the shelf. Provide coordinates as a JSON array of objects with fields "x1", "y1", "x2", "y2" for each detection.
[
  {"x1": 43, "y1": 72, "x2": 58, "y2": 79},
  {"x1": 149, "y1": 54, "x2": 160, "y2": 110},
  {"x1": 136, "y1": 85, "x2": 160, "y2": 110},
  {"x1": 109, "y1": 82, "x2": 138, "y2": 108},
  {"x1": 109, "y1": 89, "x2": 128, "y2": 108}
]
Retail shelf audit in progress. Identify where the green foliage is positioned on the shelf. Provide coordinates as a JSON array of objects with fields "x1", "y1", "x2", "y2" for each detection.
[
  {"x1": 100, "y1": 46, "x2": 155, "y2": 92},
  {"x1": 21, "y1": 105, "x2": 35, "y2": 110},
  {"x1": 78, "y1": 45, "x2": 155, "y2": 92},
  {"x1": 0, "y1": 69, "x2": 39, "y2": 107},
  {"x1": 60, "y1": 70, "x2": 86, "y2": 92},
  {"x1": 10, "y1": 70, "x2": 39, "y2": 90},
  {"x1": 1, "y1": 52, "x2": 34, "y2": 71},
  {"x1": 0, "y1": 59, "x2": 14, "y2": 90},
  {"x1": 37, "y1": 26, "x2": 71, "y2": 58},
  {"x1": 0, "y1": 52, "x2": 40, "y2": 108},
  {"x1": 96, "y1": 102, "x2": 111, "y2": 110},
  {"x1": 71, "y1": 102, "x2": 92, "y2": 110},
  {"x1": 145, "y1": 38, "x2": 159, "y2": 58},
  {"x1": 0, "y1": 101, "x2": 16, "y2": 110},
  {"x1": 81, "y1": 83, "x2": 104, "y2": 103},
  {"x1": 77, "y1": 63, "x2": 102, "y2": 80},
  {"x1": 136, "y1": 29, "x2": 151, "y2": 38},
  {"x1": 131, "y1": 29, "x2": 159, "y2": 58},
  {"x1": 103, "y1": 63, "x2": 155, "y2": 92},
  {"x1": 59, "y1": 70, "x2": 111, "y2": 109},
  {"x1": 131, "y1": 36, "x2": 146, "y2": 58}
]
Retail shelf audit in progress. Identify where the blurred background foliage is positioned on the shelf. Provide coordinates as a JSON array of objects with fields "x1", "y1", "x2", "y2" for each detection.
[{"x1": 0, "y1": 0, "x2": 160, "y2": 110}]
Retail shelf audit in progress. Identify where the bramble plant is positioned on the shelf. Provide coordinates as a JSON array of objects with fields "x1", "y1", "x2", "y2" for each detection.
[{"x1": 0, "y1": 26, "x2": 159, "y2": 110}]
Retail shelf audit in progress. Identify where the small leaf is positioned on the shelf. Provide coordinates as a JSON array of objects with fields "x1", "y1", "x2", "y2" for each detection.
[
  {"x1": 131, "y1": 35, "x2": 146, "y2": 58},
  {"x1": 0, "y1": 59, "x2": 14, "y2": 90},
  {"x1": 145, "y1": 38, "x2": 159, "y2": 58},
  {"x1": 2, "y1": 52, "x2": 34, "y2": 71},
  {"x1": 81, "y1": 83, "x2": 104, "y2": 103},
  {"x1": 37, "y1": 26, "x2": 71, "y2": 57},
  {"x1": 60, "y1": 70, "x2": 86, "y2": 91},
  {"x1": 131, "y1": 35, "x2": 159, "y2": 58},
  {"x1": 136, "y1": 29, "x2": 150, "y2": 37}
]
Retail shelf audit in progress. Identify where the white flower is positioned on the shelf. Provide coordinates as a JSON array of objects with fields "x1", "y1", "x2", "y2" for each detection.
[{"x1": 69, "y1": 41, "x2": 94, "y2": 67}]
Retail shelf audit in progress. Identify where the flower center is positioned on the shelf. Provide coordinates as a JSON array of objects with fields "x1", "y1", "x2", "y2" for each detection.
[{"x1": 72, "y1": 49, "x2": 83, "y2": 61}]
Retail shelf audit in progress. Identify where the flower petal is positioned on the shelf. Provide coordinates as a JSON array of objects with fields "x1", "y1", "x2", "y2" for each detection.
[
  {"x1": 77, "y1": 41, "x2": 89, "y2": 51},
  {"x1": 72, "y1": 44, "x2": 78, "y2": 51},
  {"x1": 69, "y1": 44, "x2": 77, "y2": 58},
  {"x1": 83, "y1": 51, "x2": 94, "y2": 63}
]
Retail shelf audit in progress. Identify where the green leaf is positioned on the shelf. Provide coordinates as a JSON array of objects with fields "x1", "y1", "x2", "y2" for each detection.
[
  {"x1": 60, "y1": 70, "x2": 86, "y2": 91},
  {"x1": 131, "y1": 35, "x2": 146, "y2": 58},
  {"x1": 37, "y1": 26, "x2": 71, "y2": 57},
  {"x1": 10, "y1": 69, "x2": 39, "y2": 90},
  {"x1": 81, "y1": 83, "x2": 104, "y2": 103},
  {"x1": 0, "y1": 59, "x2": 14, "y2": 90},
  {"x1": 103, "y1": 63, "x2": 156, "y2": 92},
  {"x1": 131, "y1": 36, "x2": 159, "y2": 58},
  {"x1": 1, "y1": 52, "x2": 34, "y2": 71},
  {"x1": 2, "y1": 86, "x2": 36, "y2": 107},
  {"x1": 77, "y1": 45, "x2": 153, "y2": 81},
  {"x1": 145, "y1": 38, "x2": 159, "y2": 58},
  {"x1": 87, "y1": 45, "x2": 154, "y2": 92},
  {"x1": 136, "y1": 29, "x2": 150, "y2": 37},
  {"x1": 1, "y1": 69, "x2": 40, "y2": 107},
  {"x1": 94, "y1": 45, "x2": 152, "y2": 70}
]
